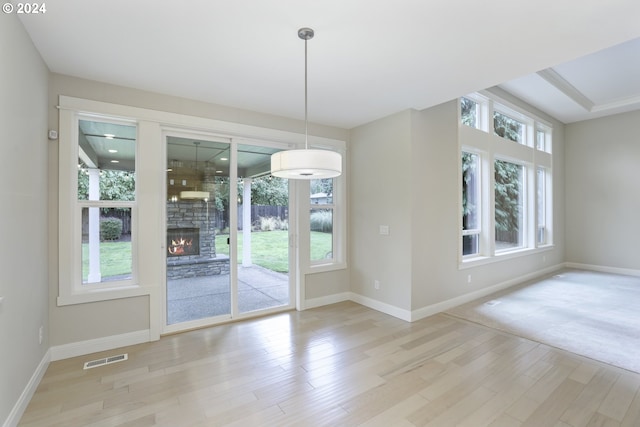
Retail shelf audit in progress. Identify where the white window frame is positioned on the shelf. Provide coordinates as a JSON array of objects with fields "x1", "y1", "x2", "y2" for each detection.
[
  {"x1": 493, "y1": 104, "x2": 533, "y2": 147},
  {"x1": 309, "y1": 178, "x2": 337, "y2": 266},
  {"x1": 493, "y1": 157, "x2": 529, "y2": 254},
  {"x1": 58, "y1": 110, "x2": 143, "y2": 305},
  {"x1": 461, "y1": 150, "x2": 483, "y2": 258},
  {"x1": 58, "y1": 96, "x2": 348, "y2": 307},
  {"x1": 302, "y1": 170, "x2": 347, "y2": 273},
  {"x1": 461, "y1": 93, "x2": 489, "y2": 132},
  {"x1": 459, "y1": 91, "x2": 553, "y2": 267}
]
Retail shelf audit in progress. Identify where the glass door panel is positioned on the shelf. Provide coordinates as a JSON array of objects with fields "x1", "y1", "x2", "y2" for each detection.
[
  {"x1": 166, "y1": 136, "x2": 231, "y2": 325},
  {"x1": 237, "y1": 144, "x2": 291, "y2": 314}
]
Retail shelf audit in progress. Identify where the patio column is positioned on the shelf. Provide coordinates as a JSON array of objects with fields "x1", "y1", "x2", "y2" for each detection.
[
  {"x1": 242, "y1": 177, "x2": 252, "y2": 267},
  {"x1": 87, "y1": 168, "x2": 101, "y2": 283}
]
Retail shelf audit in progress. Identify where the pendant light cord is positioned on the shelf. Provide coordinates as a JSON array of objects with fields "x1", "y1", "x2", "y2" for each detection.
[{"x1": 304, "y1": 35, "x2": 309, "y2": 150}]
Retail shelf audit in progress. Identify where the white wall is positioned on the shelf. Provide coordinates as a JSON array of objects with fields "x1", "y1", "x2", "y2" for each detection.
[
  {"x1": 349, "y1": 110, "x2": 414, "y2": 312},
  {"x1": 47, "y1": 74, "x2": 350, "y2": 347},
  {"x1": 565, "y1": 110, "x2": 640, "y2": 272},
  {"x1": 0, "y1": 13, "x2": 50, "y2": 426},
  {"x1": 349, "y1": 92, "x2": 566, "y2": 319}
]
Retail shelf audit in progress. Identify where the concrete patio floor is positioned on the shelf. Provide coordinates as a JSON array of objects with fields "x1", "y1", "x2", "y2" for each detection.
[{"x1": 167, "y1": 265, "x2": 289, "y2": 324}]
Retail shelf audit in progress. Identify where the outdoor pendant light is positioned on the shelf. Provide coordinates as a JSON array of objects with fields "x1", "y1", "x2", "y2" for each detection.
[
  {"x1": 180, "y1": 141, "x2": 210, "y2": 200},
  {"x1": 270, "y1": 28, "x2": 342, "y2": 179}
]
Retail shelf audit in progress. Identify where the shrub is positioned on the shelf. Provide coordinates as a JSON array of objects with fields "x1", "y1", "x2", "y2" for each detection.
[
  {"x1": 100, "y1": 217, "x2": 123, "y2": 240},
  {"x1": 257, "y1": 216, "x2": 288, "y2": 231},
  {"x1": 310, "y1": 210, "x2": 332, "y2": 232}
]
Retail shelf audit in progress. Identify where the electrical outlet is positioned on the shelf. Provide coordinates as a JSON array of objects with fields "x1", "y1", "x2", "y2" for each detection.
[
  {"x1": 39, "y1": 326, "x2": 43, "y2": 345},
  {"x1": 374, "y1": 280, "x2": 380, "y2": 290},
  {"x1": 467, "y1": 274, "x2": 472, "y2": 284}
]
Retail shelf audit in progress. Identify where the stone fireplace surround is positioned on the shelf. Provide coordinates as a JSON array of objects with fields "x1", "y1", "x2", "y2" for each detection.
[{"x1": 166, "y1": 200, "x2": 229, "y2": 280}]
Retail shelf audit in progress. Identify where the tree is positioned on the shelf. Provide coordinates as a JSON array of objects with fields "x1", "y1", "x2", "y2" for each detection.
[
  {"x1": 240, "y1": 176, "x2": 288, "y2": 206},
  {"x1": 311, "y1": 178, "x2": 333, "y2": 196},
  {"x1": 494, "y1": 160, "x2": 521, "y2": 233},
  {"x1": 494, "y1": 112, "x2": 523, "y2": 143},
  {"x1": 77, "y1": 168, "x2": 135, "y2": 201},
  {"x1": 461, "y1": 152, "x2": 477, "y2": 230},
  {"x1": 461, "y1": 97, "x2": 477, "y2": 127}
]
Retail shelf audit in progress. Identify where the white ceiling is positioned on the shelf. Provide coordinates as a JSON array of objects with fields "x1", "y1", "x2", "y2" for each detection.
[
  {"x1": 499, "y1": 37, "x2": 640, "y2": 123},
  {"x1": 17, "y1": 0, "x2": 640, "y2": 128}
]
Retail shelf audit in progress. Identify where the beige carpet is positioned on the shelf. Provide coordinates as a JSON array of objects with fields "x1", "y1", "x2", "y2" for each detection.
[{"x1": 445, "y1": 269, "x2": 640, "y2": 373}]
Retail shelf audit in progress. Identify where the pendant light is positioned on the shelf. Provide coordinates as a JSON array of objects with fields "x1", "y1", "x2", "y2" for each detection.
[
  {"x1": 270, "y1": 28, "x2": 342, "y2": 179},
  {"x1": 180, "y1": 141, "x2": 210, "y2": 200}
]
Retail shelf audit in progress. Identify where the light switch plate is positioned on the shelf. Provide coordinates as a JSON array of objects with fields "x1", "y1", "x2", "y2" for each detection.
[{"x1": 379, "y1": 225, "x2": 390, "y2": 235}]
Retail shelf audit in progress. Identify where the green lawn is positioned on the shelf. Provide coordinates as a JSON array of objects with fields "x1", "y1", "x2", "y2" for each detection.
[
  {"x1": 216, "y1": 230, "x2": 332, "y2": 272},
  {"x1": 82, "y1": 241, "x2": 132, "y2": 281},
  {"x1": 82, "y1": 231, "x2": 331, "y2": 278}
]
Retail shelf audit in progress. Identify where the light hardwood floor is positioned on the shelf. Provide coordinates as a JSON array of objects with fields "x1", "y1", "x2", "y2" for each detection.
[{"x1": 19, "y1": 302, "x2": 640, "y2": 426}]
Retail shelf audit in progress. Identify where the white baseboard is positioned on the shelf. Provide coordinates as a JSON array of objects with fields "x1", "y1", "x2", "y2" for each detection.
[
  {"x1": 304, "y1": 264, "x2": 565, "y2": 323},
  {"x1": 3, "y1": 349, "x2": 50, "y2": 427},
  {"x1": 304, "y1": 292, "x2": 413, "y2": 321},
  {"x1": 349, "y1": 293, "x2": 412, "y2": 321},
  {"x1": 564, "y1": 262, "x2": 640, "y2": 277},
  {"x1": 409, "y1": 264, "x2": 564, "y2": 322},
  {"x1": 50, "y1": 329, "x2": 150, "y2": 361},
  {"x1": 303, "y1": 292, "x2": 350, "y2": 310},
  {"x1": 411, "y1": 264, "x2": 564, "y2": 322}
]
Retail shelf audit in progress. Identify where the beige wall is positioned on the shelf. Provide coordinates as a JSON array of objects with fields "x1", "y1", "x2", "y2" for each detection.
[
  {"x1": 349, "y1": 91, "x2": 566, "y2": 318},
  {"x1": 1, "y1": 13, "x2": 50, "y2": 424},
  {"x1": 565, "y1": 110, "x2": 640, "y2": 271},
  {"x1": 47, "y1": 74, "x2": 349, "y2": 347},
  {"x1": 349, "y1": 110, "x2": 414, "y2": 311}
]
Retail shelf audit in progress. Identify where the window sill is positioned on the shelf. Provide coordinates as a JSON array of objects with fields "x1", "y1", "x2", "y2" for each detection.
[
  {"x1": 57, "y1": 285, "x2": 150, "y2": 306},
  {"x1": 459, "y1": 245, "x2": 555, "y2": 270},
  {"x1": 306, "y1": 261, "x2": 347, "y2": 275}
]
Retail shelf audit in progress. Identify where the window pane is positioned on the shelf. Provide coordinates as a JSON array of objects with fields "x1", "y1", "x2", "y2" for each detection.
[
  {"x1": 494, "y1": 111, "x2": 524, "y2": 144},
  {"x1": 463, "y1": 234, "x2": 480, "y2": 256},
  {"x1": 77, "y1": 119, "x2": 136, "y2": 201},
  {"x1": 462, "y1": 152, "x2": 480, "y2": 256},
  {"x1": 536, "y1": 129, "x2": 545, "y2": 151},
  {"x1": 310, "y1": 208, "x2": 333, "y2": 261},
  {"x1": 461, "y1": 97, "x2": 478, "y2": 128},
  {"x1": 310, "y1": 178, "x2": 334, "y2": 205},
  {"x1": 495, "y1": 160, "x2": 524, "y2": 250},
  {"x1": 82, "y1": 207, "x2": 132, "y2": 284},
  {"x1": 537, "y1": 167, "x2": 546, "y2": 245}
]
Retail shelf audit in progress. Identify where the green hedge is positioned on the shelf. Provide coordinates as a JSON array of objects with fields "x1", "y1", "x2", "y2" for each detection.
[{"x1": 100, "y1": 217, "x2": 123, "y2": 241}]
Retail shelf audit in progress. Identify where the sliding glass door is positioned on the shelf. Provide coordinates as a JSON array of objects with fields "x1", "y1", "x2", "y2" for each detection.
[
  {"x1": 236, "y1": 143, "x2": 291, "y2": 314},
  {"x1": 164, "y1": 135, "x2": 293, "y2": 332},
  {"x1": 165, "y1": 136, "x2": 232, "y2": 326}
]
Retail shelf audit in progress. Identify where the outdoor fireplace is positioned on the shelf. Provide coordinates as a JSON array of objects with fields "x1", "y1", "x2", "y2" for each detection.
[{"x1": 167, "y1": 228, "x2": 200, "y2": 257}]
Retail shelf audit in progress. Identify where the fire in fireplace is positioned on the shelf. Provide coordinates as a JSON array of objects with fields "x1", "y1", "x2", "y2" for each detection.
[{"x1": 167, "y1": 228, "x2": 200, "y2": 257}]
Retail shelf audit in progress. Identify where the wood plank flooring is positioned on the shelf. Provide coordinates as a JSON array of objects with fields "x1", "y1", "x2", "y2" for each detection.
[{"x1": 19, "y1": 302, "x2": 640, "y2": 426}]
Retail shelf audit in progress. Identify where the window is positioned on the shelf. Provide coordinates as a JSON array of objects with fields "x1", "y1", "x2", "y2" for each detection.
[
  {"x1": 461, "y1": 97, "x2": 478, "y2": 128},
  {"x1": 460, "y1": 95, "x2": 488, "y2": 131},
  {"x1": 537, "y1": 167, "x2": 547, "y2": 245},
  {"x1": 493, "y1": 110, "x2": 526, "y2": 145},
  {"x1": 494, "y1": 160, "x2": 524, "y2": 251},
  {"x1": 459, "y1": 92, "x2": 553, "y2": 263},
  {"x1": 310, "y1": 178, "x2": 335, "y2": 263},
  {"x1": 77, "y1": 119, "x2": 136, "y2": 285},
  {"x1": 462, "y1": 152, "x2": 481, "y2": 256},
  {"x1": 58, "y1": 109, "x2": 141, "y2": 305},
  {"x1": 536, "y1": 125, "x2": 552, "y2": 153}
]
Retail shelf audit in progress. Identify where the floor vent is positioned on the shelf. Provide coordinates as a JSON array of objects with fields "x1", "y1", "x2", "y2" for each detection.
[{"x1": 83, "y1": 353, "x2": 128, "y2": 370}]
